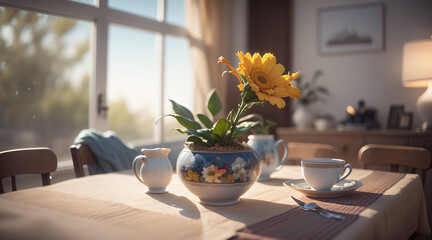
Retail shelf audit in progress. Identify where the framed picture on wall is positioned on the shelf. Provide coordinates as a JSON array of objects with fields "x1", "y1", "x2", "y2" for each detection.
[{"x1": 318, "y1": 3, "x2": 385, "y2": 55}]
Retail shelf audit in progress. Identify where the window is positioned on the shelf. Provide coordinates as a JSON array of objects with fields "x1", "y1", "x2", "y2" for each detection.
[
  {"x1": 0, "y1": 0, "x2": 194, "y2": 161},
  {"x1": 107, "y1": 25, "x2": 157, "y2": 142},
  {"x1": 0, "y1": 6, "x2": 91, "y2": 161}
]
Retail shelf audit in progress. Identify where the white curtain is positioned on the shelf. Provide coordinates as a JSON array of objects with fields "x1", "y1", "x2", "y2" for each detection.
[{"x1": 185, "y1": 0, "x2": 233, "y2": 116}]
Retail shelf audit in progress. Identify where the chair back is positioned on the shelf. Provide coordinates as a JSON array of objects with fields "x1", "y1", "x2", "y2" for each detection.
[
  {"x1": 285, "y1": 142, "x2": 338, "y2": 165},
  {"x1": 0, "y1": 147, "x2": 57, "y2": 193},
  {"x1": 358, "y1": 144, "x2": 431, "y2": 187},
  {"x1": 70, "y1": 144, "x2": 96, "y2": 178}
]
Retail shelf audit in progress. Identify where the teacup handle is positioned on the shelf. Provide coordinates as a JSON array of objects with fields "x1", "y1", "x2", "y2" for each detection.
[
  {"x1": 132, "y1": 155, "x2": 147, "y2": 185},
  {"x1": 275, "y1": 139, "x2": 288, "y2": 171},
  {"x1": 339, "y1": 164, "x2": 352, "y2": 182}
]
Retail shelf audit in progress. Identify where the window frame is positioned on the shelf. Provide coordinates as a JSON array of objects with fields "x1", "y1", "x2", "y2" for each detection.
[{"x1": 0, "y1": 0, "x2": 191, "y2": 144}]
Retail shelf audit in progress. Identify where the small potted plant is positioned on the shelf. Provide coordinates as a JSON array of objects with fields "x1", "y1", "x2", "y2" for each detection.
[
  {"x1": 292, "y1": 70, "x2": 329, "y2": 129},
  {"x1": 161, "y1": 52, "x2": 301, "y2": 205},
  {"x1": 245, "y1": 114, "x2": 289, "y2": 181}
]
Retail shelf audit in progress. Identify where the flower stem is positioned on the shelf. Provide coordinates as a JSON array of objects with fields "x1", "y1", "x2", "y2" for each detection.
[{"x1": 226, "y1": 99, "x2": 248, "y2": 144}]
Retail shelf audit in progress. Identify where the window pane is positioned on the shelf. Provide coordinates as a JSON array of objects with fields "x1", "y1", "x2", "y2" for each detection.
[
  {"x1": 0, "y1": 7, "x2": 91, "y2": 161},
  {"x1": 107, "y1": 25, "x2": 157, "y2": 143},
  {"x1": 109, "y1": 0, "x2": 157, "y2": 20},
  {"x1": 163, "y1": 35, "x2": 193, "y2": 140},
  {"x1": 68, "y1": 0, "x2": 95, "y2": 5},
  {"x1": 166, "y1": 0, "x2": 186, "y2": 27}
]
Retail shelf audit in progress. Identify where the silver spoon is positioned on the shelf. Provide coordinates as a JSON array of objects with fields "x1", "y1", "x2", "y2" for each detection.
[{"x1": 291, "y1": 196, "x2": 346, "y2": 220}]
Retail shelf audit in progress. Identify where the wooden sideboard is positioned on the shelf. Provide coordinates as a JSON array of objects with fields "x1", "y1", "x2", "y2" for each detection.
[{"x1": 276, "y1": 128, "x2": 432, "y2": 168}]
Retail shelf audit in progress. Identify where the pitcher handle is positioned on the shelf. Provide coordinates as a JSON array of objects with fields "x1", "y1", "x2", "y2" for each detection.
[
  {"x1": 275, "y1": 139, "x2": 288, "y2": 171},
  {"x1": 132, "y1": 155, "x2": 147, "y2": 185}
]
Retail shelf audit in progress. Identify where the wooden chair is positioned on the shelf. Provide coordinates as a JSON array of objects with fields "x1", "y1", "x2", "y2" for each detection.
[
  {"x1": 358, "y1": 144, "x2": 431, "y2": 187},
  {"x1": 284, "y1": 142, "x2": 338, "y2": 165},
  {"x1": 69, "y1": 144, "x2": 96, "y2": 178},
  {"x1": 0, "y1": 147, "x2": 57, "y2": 194}
]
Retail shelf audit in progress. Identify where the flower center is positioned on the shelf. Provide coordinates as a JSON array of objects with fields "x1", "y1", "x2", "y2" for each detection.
[{"x1": 251, "y1": 69, "x2": 272, "y2": 89}]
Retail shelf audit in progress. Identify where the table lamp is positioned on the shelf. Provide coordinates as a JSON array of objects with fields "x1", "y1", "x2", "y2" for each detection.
[{"x1": 402, "y1": 37, "x2": 432, "y2": 131}]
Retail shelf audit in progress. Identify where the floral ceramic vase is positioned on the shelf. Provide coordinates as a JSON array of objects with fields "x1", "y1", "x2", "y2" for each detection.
[
  {"x1": 176, "y1": 145, "x2": 261, "y2": 206},
  {"x1": 247, "y1": 134, "x2": 288, "y2": 181}
]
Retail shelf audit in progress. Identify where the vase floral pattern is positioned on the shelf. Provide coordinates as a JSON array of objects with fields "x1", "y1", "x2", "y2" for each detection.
[
  {"x1": 178, "y1": 149, "x2": 260, "y2": 183},
  {"x1": 177, "y1": 146, "x2": 261, "y2": 205}
]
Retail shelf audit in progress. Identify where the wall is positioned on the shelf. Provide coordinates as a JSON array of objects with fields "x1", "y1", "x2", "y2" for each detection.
[{"x1": 292, "y1": 0, "x2": 432, "y2": 128}]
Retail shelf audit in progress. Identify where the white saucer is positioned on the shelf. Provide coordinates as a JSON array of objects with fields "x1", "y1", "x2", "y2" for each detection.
[{"x1": 283, "y1": 179, "x2": 362, "y2": 198}]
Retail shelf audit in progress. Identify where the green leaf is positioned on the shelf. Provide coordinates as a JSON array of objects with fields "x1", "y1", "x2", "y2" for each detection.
[
  {"x1": 238, "y1": 113, "x2": 264, "y2": 125},
  {"x1": 226, "y1": 110, "x2": 233, "y2": 123},
  {"x1": 174, "y1": 128, "x2": 187, "y2": 134},
  {"x1": 317, "y1": 86, "x2": 329, "y2": 93},
  {"x1": 196, "y1": 129, "x2": 213, "y2": 139},
  {"x1": 187, "y1": 136, "x2": 207, "y2": 146},
  {"x1": 244, "y1": 101, "x2": 263, "y2": 111},
  {"x1": 212, "y1": 118, "x2": 230, "y2": 138},
  {"x1": 164, "y1": 114, "x2": 201, "y2": 130},
  {"x1": 196, "y1": 114, "x2": 213, "y2": 128},
  {"x1": 181, "y1": 129, "x2": 215, "y2": 145},
  {"x1": 206, "y1": 89, "x2": 222, "y2": 117},
  {"x1": 210, "y1": 132, "x2": 221, "y2": 142},
  {"x1": 231, "y1": 122, "x2": 258, "y2": 139},
  {"x1": 239, "y1": 73, "x2": 247, "y2": 85},
  {"x1": 169, "y1": 99, "x2": 194, "y2": 120},
  {"x1": 264, "y1": 119, "x2": 277, "y2": 128}
]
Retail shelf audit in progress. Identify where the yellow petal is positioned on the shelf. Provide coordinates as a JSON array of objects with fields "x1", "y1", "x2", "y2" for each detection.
[
  {"x1": 273, "y1": 76, "x2": 289, "y2": 86},
  {"x1": 218, "y1": 56, "x2": 243, "y2": 84},
  {"x1": 237, "y1": 84, "x2": 244, "y2": 91},
  {"x1": 268, "y1": 96, "x2": 286, "y2": 109},
  {"x1": 286, "y1": 86, "x2": 301, "y2": 99},
  {"x1": 282, "y1": 75, "x2": 293, "y2": 84},
  {"x1": 249, "y1": 82, "x2": 260, "y2": 92},
  {"x1": 251, "y1": 53, "x2": 263, "y2": 68},
  {"x1": 255, "y1": 91, "x2": 268, "y2": 101},
  {"x1": 238, "y1": 52, "x2": 253, "y2": 72},
  {"x1": 262, "y1": 53, "x2": 276, "y2": 72},
  {"x1": 263, "y1": 88, "x2": 274, "y2": 95},
  {"x1": 271, "y1": 86, "x2": 291, "y2": 97},
  {"x1": 270, "y1": 64, "x2": 285, "y2": 79}
]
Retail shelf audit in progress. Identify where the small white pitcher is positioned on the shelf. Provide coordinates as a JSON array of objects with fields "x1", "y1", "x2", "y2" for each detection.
[
  {"x1": 247, "y1": 135, "x2": 288, "y2": 181},
  {"x1": 132, "y1": 148, "x2": 172, "y2": 193}
]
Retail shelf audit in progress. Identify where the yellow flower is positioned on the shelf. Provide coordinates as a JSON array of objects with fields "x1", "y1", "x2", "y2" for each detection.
[
  {"x1": 185, "y1": 170, "x2": 200, "y2": 182},
  {"x1": 202, "y1": 165, "x2": 226, "y2": 183},
  {"x1": 221, "y1": 174, "x2": 235, "y2": 183},
  {"x1": 237, "y1": 52, "x2": 301, "y2": 109}
]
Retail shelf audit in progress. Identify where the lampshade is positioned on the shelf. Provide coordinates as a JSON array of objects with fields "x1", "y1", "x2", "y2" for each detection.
[
  {"x1": 402, "y1": 39, "x2": 432, "y2": 87},
  {"x1": 401, "y1": 38, "x2": 432, "y2": 130}
]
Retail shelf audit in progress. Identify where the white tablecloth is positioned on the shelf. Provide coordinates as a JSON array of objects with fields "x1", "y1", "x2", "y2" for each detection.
[{"x1": 0, "y1": 166, "x2": 429, "y2": 240}]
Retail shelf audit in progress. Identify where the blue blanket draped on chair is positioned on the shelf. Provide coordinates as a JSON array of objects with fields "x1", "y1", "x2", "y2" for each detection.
[{"x1": 73, "y1": 129, "x2": 140, "y2": 175}]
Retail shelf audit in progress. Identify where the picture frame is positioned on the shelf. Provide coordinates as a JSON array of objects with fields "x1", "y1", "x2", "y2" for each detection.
[
  {"x1": 386, "y1": 105, "x2": 404, "y2": 129},
  {"x1": 318, "y1": 3, "x2": 385, "y2": 55},
  {"x1": 398, "y1": 112, "x2": 413, "y2": 130}
]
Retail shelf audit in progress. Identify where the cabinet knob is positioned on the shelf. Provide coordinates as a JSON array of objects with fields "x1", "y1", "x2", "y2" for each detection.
[{"x1": 342, "y1": 145, "x2": 349, "y2": 153}]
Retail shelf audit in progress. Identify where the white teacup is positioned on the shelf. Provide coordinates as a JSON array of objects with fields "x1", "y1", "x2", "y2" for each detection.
[{"x1": 301, "y1": 158, "x2": 352, "y2": 191}]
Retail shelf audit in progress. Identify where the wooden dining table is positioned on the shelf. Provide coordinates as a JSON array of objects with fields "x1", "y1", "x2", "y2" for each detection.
[{"x1": 0, "y1": 166, "x2": 430, "y2": 240}]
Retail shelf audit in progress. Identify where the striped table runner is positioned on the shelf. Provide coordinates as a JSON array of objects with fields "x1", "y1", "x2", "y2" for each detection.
[{"x1": 231, "y1": 171, "x2": 406, "y2": 240}]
